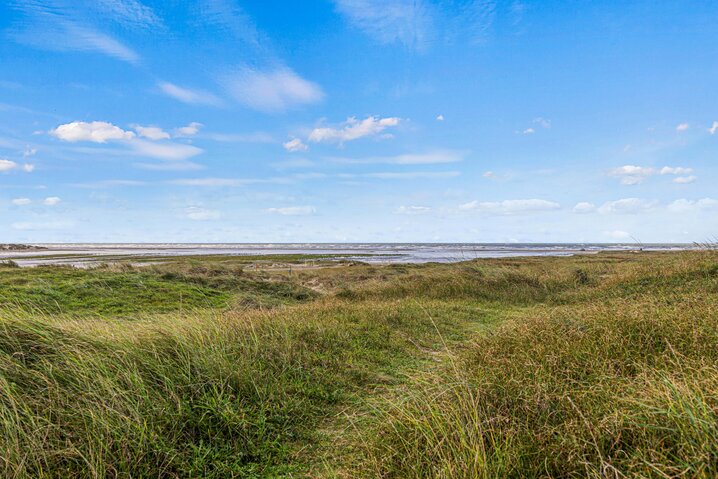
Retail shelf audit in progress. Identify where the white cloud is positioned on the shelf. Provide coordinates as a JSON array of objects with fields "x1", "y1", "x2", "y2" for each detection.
[
  {"x1": 333, "y1": 150, "x2": 464, "y2": 165},
  {"x1": 610, "y1": 165, "x2": 655, "y2": 177},
  {"x1": 436, "y1": 114, "x2": 444, "y2": 121},
  {"x1": 459, "y1": 199, "x2": 561, "y2": 215},
  {"x1": 0, "y1": 159, "x2": 18, "y2": 172},
  {"x1": 598, "y1": 198, "x2": 656, "y2": 214},
  {"x1": 185, "y1": 206, "x2": 221, "y2": 221},
  {"x1": 50, "y1": 121, "x2": 204, "y2": 162},
  {"x1": 520, "y1": 118, "x2": 550, "y2": 135},
  {"x1": 69, "y1": 26, "x2": 140, "y2": 63},
  {"x1": 11, "y1": 21, "x2": 139, "y2": 64},
  {"x1": 43, "y1": 196, "x2": 61, "y2": 206},
  {"x1": 396, "y1": 205, "x2": 431, "y2": 214},
  {"x1": 610, "y1": 165, "x2": 693, "y2": 185},
  {"x1": 50, "y1": 121, "x2": 135, "y2": 143},
  {"x1": 482, "y1": 171, "x2": 494, "y2": 178},
  {"x1": 222, "y1": 66, "x2": 323, "y2": 112},
  {"x1": 676, "y1": 122, "x2": 689, "y2": 131},
  {"x1": 573, "y1": 202, "x2": 596, "y2": 214},
  {"x1": 266, "y1": 205, "x2": 315, "y2": 216},
  {"x1": 169, "y1": 178, "x2": 259, "y2": 187},
  {"x1": 309, "y1": 116, "x2": 400, "y2": 144},
  {"x1": 132, "y1": 125, "x2": 170, "y2": 140},
  {"x1": 363, "y1": 171, "x2": 459, "y2": 180},
  {"x1": 283, "y1": 138, "x2": 309, "y2": 152},
  {"x1": 129, "y1": 140, "x2": 203, "y2": 161},
  {"x1": 11, "y1": 198, "x2": 32, "y2": 206},
  {"x1": 158, "y1": 82, "x2": 222, "y2": 106},
  {"x1": 23, "y1": 147, "x2": 37, "y2": 157},
  {"x1": 660, "y1": 166, "x2": 693, "y2": 175},
  {"x1": 667, "y1": 198, "x2": 718, "y2": 213},
  {"x1": 204, "y1": 131, "x2": 273, "y2": 143},
  {"x1": 93, "y1": 0, "x2": 163, "y2": 29},
  {"x1": 70, "y1": 179, "x2": 147, "y2": 188},
  {"x1": 709, "y1": 121, "x2": 718, "y2": 135},
  {"x1": 22, "y1": 163, "x2": 35, "y2": 172},
  {"x1": 534, "y1": 117, "x2": 551, "y2": 128},
  {"x1": 135, "y1": 161, "x2": 203, "y2": 171},
  {"x1": 8, "y1": 0, "x2": 161, "y2": 62},
  {"x1": 673, "y1": 175, "x2": 697, "y2": 184},
  {"x1": 174, "y1": 122, "x2": 203, "y2": 137},
  {"x1": 333, "y1": 0, "x2": 433, "y2": 51}
]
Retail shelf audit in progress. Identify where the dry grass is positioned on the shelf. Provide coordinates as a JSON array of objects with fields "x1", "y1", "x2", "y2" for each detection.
[{"x1": 1, "y1": 251, "x2": 717, "y2": 477}]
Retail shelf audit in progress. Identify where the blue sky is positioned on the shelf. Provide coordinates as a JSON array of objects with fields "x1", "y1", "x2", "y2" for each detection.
[{"x1": 1, "y1": 0, "x2": 717, "y2": 243}]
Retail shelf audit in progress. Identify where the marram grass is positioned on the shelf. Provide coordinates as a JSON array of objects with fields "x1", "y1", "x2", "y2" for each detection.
[{"x1": 0, "y1": 251, "x2": 717, "y2": 477}]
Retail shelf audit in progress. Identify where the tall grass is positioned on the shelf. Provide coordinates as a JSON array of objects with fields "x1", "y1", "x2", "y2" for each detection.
[
  {"x1": 357, "y1": 254, "x2": 718, "y2": 478},
  {"x1": 1, "y1": 251, "x2": 717, "y2": 477},
  {"x1": 0, "y1": 296, "x2": 477, "y2": 478}
]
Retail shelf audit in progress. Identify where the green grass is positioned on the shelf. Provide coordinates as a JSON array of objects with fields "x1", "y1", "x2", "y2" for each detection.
[
  {"x1": 1, "y1": 251, "x2": 717, "y2": 477},
  {"x1": 0, "y1": 262, "x2": 317, "y2": 314}
]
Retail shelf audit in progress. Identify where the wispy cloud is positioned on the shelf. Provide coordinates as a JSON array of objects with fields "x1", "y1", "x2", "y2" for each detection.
[
  {"x1": 132, "y1": 125, "x2": 170, "y2": 140},
  {"x1": 396, "y1": 205, "x2": 431, "y2": 214},
  {"x1": 709, "y1": 121, "x2": 718, "y2": 135},
  {"x1": 334, "y1": 0, "x2": 501, "y2": 52},
  {"x1": 609, "y1": 165, "x2": 694, "y2": 185},
  {"x1": 169, "y1": 178, "x2": 262, "y2": 187},
  {"x1": 266, "y1": 205, "x2": 316, "y2": 216},
  {"x1": 673, "y1": 175, "x2": 697, "y2": 184},
  {"x1": 331, "y1": 150, "x2": 465, "y2": 165},
  {"x1": 0, "y1": 159, "x2": 35, "y2": 173},
  {"x1": 7, "y1": 0, "x2": 152, "y2": 63},
  {"x1": 283, "y1": 138, "x2": 309, "y2": 152},
  {"x1": 667, "y1": 198, "x2": 718, "y2": 213},
  {"x1": 70, "y1": 180, "x2": 147, "y2": 188},
  {"x1": 597, "y1": 198, "x2": 657, "y2": 214},
  {"x1": 676, "y1": 122, "x2": 689, "y2": 132},
  {"x1": 573, "y1": 202, "x2": 596, "y2": 214},
  {"x1": 185, "y1": 206, "x2": 221, "y2": 220},
  {"x1": 42, "y1": 196, "x2": 61, "y2": 206},
  {"x1": 309, "y1": 116, "x2": 400, "y2": 144},
  {"x1": 158, "y1": 82, "x2": 222, "y2": 106},
  {"x1": 202, "y1": 131, "x2": 274, "y2": 143},
  {"x1": 129, "y1": 140, "x2": 203, "y2": 161},
  {"x1": 12, "y1": 220, "x2": 74, "y2": 231},
  {"x1": 134, "y1": 161, "x2": 203, "y2": 171},
  {"x1": 222, "y1": 66, "x2": 324, "y2": 113},
  {"x1": 174, "y1": 122, "x2": 203, "y2": 137},
  {"x1": 459, "y1": 199, "x2": 560, "y2": 215},
  {"x1": 361, "y1": 171, "x2": 460, "y2": 180},
  {"x1": 11, "y1": 198, "x2": 32, "y2": 206},
  {"x1": 520, "y1": 117, "x2": 550, "y2": 135},
  {"x1": 193, "y1": 0, "x2": 263, "y2": 46},
  {"x1": 333, "y1": 0, "x2": 434, "y2": 51},
  {"x1": 93, "y1": 0, "x2": 163, "y2": 29},
  {"x1": 49, "y1": 120, "x2": 204, "y2": 162}
]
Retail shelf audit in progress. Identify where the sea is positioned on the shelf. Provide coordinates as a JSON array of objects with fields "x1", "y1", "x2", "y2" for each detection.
[{"x1": 0, "y1": 243, "x2": 696, "y2": 267}]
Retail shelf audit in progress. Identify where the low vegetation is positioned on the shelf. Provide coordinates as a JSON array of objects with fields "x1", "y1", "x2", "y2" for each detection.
[{"x1": 0, "y1": 251, "x2": 716, "y2": 477}]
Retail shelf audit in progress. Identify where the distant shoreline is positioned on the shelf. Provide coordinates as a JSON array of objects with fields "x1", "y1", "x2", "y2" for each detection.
[{"x1": 0, "y1": 244, "x2": 47, "y2": 252}]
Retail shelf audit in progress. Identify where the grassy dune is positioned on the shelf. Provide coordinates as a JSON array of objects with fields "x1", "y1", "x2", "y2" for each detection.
[{"x1": 1, "y1": 252, "x2": 717, "y2": 477}]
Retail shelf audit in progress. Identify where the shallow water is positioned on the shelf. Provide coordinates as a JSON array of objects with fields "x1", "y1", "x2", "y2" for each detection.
[{"x1": 0, "y1": 243, "x2": 694, "y2": 267}]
